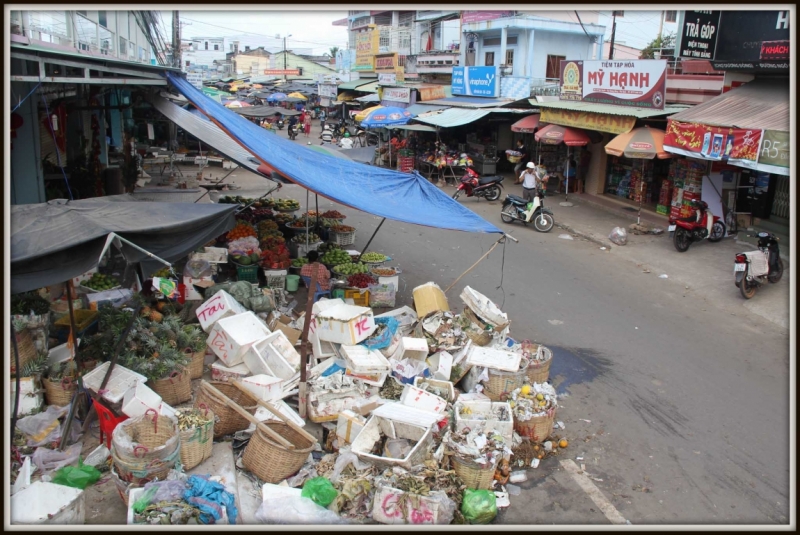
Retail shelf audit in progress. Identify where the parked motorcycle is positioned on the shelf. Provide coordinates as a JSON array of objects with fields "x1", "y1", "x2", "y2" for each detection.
[
  {"x1": 276, "y1": 119, "x2": 285, "y2": 130},
  {"x1": 734, "y1": 232, "x2": 783, "y2": 299},
  {"x1": 500, "y1": 187, "x2": 554, "y2": 232},
  {"x1": 668, "y1": 199, "x2": 726, "y2": 252},
  {"x1": 452, "y1": 167, "x2": 504, "y2": 202}
]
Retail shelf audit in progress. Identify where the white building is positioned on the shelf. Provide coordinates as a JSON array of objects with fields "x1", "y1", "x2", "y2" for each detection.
[{"x1": 182, "y1": 34, "x2": 313, "y2": 71}]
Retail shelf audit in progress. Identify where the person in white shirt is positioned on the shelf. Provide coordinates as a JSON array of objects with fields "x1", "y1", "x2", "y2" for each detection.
[
  {"x1": 519, "y1": 162, "x2": 549, "y2": 202},
  {"x1": 320, "y1": 125, "x2": 334, "y2": 144}
]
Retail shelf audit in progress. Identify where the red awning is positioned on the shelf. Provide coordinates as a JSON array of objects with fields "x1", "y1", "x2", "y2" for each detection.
[
  {"x1": 534, "y1": 124, "x2": 591, "y2": 147},
  {"x1": 510, "y1": 114, "x2": 541, "y2": 133}
]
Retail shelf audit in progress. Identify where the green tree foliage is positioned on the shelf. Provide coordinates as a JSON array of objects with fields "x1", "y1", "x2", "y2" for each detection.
[{"x1": 639, "y1": 32, "x2": 676, "y2": 59}]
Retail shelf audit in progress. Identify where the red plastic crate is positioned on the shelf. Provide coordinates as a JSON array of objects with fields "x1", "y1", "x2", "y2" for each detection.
[{"x1": 94, "y1": 399, "x2": 129, "y2": 449}]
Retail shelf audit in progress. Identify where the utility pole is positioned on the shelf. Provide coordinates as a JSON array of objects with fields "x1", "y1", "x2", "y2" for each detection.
[
  {"x1": 172, "y1": 11, "x2": 181, "y2": 69},
  {"x1": 283, "y1": 36, "x2": 287, "y2": 81},
  {"x1": 608, "y1": 11, "x2": 620, "y2": 59},
  {"x1": 657, "y1": 10, "x2": 665, "y2": 42}
]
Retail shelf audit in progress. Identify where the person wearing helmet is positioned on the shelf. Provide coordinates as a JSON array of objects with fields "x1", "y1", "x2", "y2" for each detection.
[
  {"x1": 520, "y1": 161, "x2": 547, "y2": 202},
  {"x1": 320, "y1": 125, "x2": 334, "y2": 144}
]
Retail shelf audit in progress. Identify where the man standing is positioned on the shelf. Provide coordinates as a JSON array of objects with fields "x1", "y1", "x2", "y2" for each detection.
[
  {"x1": 519, "y1": 162, "x2": 542, "y2": 203},
  {"x1": 319, "y1": 109, "x2": 327, "y2": 132},
  {"x1": 513, "y1": 139, "x2": 528, "y2": 182}
]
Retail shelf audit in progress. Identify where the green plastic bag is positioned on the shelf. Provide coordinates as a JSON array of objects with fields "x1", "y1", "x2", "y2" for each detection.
[
  {"x1": 301, "y1": 477, "x2": 338, "y2": 507},
  {"x1": 51, "y1": 459, "x2": 102, "y2": 490},
  {"x1": 461, "y1": 489, "x2": 497, "y2": 524},
  {"x1": 132, "y1": 486, "x2": 159, "y2": 514}
]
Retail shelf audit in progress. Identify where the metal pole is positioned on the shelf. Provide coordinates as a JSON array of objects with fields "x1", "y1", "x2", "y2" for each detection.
[
  {"x1": 357, "y1": 218, "x2": 386, "y2": 262},
  {"x1": 283, "y1": 37, "x2": 287, "y2": 82},
  {"x1": 297, "y1": 266, "x2": 318, "y2": 418},
  {"x1": 565, "y1": 147, "x2": 570, "y2": 202}
]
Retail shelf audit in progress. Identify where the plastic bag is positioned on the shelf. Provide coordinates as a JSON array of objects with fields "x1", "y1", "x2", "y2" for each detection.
[
  {"x1": 361, "y1": 317, "x2": 399, "y2": 350},
  {"x1": 255, "y1": 495, "x2": 347, "y2": 524},
  {"x1": 184, "y1": 258, "x2": 213, "y2": 279},
  {"x1": 329, "y1": 450, "x2": 373, "y2": 483},
  {"x1": 31, "y1": 442, "x2": 82, "y2": 474},
  {"x1": 51, "y1": 459, "x2": 102, "y2": 489},
  {"x1": 368, "y1": 283, "x2": 396, "y2": 308},
  {"x1": 183, "y1": 474, "x2": 238, "y2": 525},
  {"x1": 301, "y1": 477, "x2": 338, "y2": 507},
  {"x1": 608, "y1": 227, "x2": 628, "y2": 246},
  {"x1": 461, "y1": 489, "x2": 498, "y2": 524},
  {"x1": 142, "y1": 479, "x2": 189, "y2": 505},
  {"x1": 16, "y1": 404, "x2": 69, "y2": 446}
]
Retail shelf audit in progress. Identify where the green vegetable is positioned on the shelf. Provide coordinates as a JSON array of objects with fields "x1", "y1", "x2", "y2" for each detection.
[
  {"x1": 332, "y1": 262, "x2": 369, "y2": 276},
  {"x1": 360, "y1": 252, "x2": 387, "y2": 263}
]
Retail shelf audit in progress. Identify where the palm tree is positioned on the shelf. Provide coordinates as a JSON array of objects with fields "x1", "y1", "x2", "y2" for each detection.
[{"x1": 328, "y1": 46, "x2": 339, "y2": 58}]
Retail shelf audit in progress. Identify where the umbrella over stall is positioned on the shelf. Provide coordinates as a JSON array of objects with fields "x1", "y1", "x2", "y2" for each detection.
[
  {"x1": 534, "y1": 124, "x2": 591, "y2": 201},
  {"x1": 604, "y1": 126, "x2": 671, "y2": 224}
]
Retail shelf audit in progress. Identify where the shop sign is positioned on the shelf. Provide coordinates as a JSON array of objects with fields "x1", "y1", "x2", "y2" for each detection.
[
  {"x1": 540, "y1": 108, "x2": 635, "y2": 134},
  {"x1": 336, "y1": 49, "x2": 356, "y2": 73},
  {"x1": 665, "y1": 119, "x2": 763, "y2": 170},
  {"x1": 708, "y1": 11, "x2": 790, "y2": 71},
  {"x1": 461, "y1": 11, "x2": 515, "y2": 24},
  {"x1": 758, "y1": 130, "x2": 789, "y2": 170},
  {"x1": 318, "y1": 84, "x2": 338, "y2": 99},
  {"x1": 375, "y1": 53, "x2": 397, "y2": 72},
  {"x1": 263, "y1": 69, "x2": 300, "y2": 75},
  {"x1": 354, "y1": 30, "x2": 379, "y2": 71},
  {"x1": 559, "y1": 59, "x2": 667, "y2": 110},
  {"x1": 417, "y1": 85, "x2": 446, "y2": 101},
  {"x1": 676, "y1": 11, "x2": 721, "y2": 60},
  {"x1": 320, "y1": 98, "x2": 331, "y2": 107},
  {"x1": 451, "y1": 66, "x2": 499, "y2": 98},
  {"x1": 186, "y1": 72, "x2": 204, "y2": 90},
  {"x1": 382, "y1": 87, "x2": 411, "y2": 103},
  {"x1": 378, "y1": 73, "x2": 396, "y2": 85}
]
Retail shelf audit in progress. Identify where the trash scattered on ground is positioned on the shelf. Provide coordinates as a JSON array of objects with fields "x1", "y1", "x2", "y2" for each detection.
[
  {"x1": 558, "y1": 234, "x2": 574, "y2": 240},
  {"x1": 608, "y1": 227, "x2": 628, "y2": 246},
  {"x1": 659, "y1": 274, "x2": 669, "y2": 279}
]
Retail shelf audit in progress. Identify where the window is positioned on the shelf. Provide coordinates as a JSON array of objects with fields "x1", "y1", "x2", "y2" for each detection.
[
  {"x1": 214, "y1": 44, "x2": 219, "y2": 51},
  {"x1": 185, "y1": 60, "x2": 190, "y2": 67},
  {"x1": 484, "y1": 37, "x2": 501, "y2": 46},
  {"x1": 98, "y1": 10, "x2": 107, "y2": 28},
  {"x1": 204, "y1": 42, "x2": 208, "y2": 50},
  {"x1": 485, "y1": 51, "x2": 495, "y2": 66},
  {"x1": 74, "y1": 13, "x2": 98, "y2": 50},
  {"x1": 129, "y1": 41, "x2": 135, "y2": 58},
  {"x1": 119, "y1": 36, "x2": 126, "y2": 53},
  {"x1": 664, "y1": 10, "x2": 677, "y2": 23},
  {"x1": 397, "y1": 54, "x2": 406, "y2": 67},
  {"x1": 505, "y1": 49, "x2": 514, "y2": 66},
  {"x1": 545, "y1": 54, "x2": 565, "y2": 79},
  {"x1": 245, "y1": 46, "x2": 250, "y2": 51}
]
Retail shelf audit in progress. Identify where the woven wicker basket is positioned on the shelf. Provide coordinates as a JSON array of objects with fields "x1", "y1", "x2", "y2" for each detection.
[
  {"x1": 187, "y1": 348, "x2": 206, "y2": 380},
  {"x1": 507, "y1": 154, "x2": 522, "y2": 163},
  {"x1": 513, "y1": 407, "x2": 556, "y2": 443},
  {"x1": 42, "y1": 376, "x2": 77, "y2": 407},
  {"x1": 242, "y1": 421, "x2": 315, "y2": 484},
  {"x1": 525, "y1": 346, "x2": 553, "y2": 385},
  {"x1": 178, "y1": 406, "x2": 215, "y2": 470},
  {"x1": 10, "y1": 329, "x2": 37, "y2": 376},
  {"x1": 450, "y1": 455, "x2": 496, "y2": 490},
  {"x1": 462, "y1": 307, "x2": 495, "y2": 346},
  {"x1": 483, "y1": 360, "x2": 529, "y2": 400},
  {"x1": 151, "y1": 369, "x2": 192, "y2": 406},
  {"x1": 110, "y1": 463, "x2": 140, "y2": 506},
  {"x1": 111, "y1": 410, "x2": 181, "y2": 485},
  {"x1": 193, "y1": 381, "x2": 258, "y2": 438}
]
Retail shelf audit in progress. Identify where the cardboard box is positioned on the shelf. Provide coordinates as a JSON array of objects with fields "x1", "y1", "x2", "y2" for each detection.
[
  {"x1": 399, "y1": 384, "x2": 447, "y2": 414},
  {"x1": 337, "y1": 409, "x2": 367, "y2": 443},
  {"x1": 241, "y1": 374, "x2": 284, "y2": 402},
  {"x1": 314, "y1": 303, "x2": 376, "y2": 345},
  {"x1": 207, "y1": 311, "x2": 271, "y2": 367},
  {"x1": 372, "y1": 487, "x2": 451, "y2": 525},
  {"x1": 398, "y1": 337, "x2": 429, "y2": 361},
  {"x1": 412, "y1": 282, "x2": 449, "y2": 317},
  {"x1": 195, "y1": 290, "x2": 247, "y2": 332},
  {"x1": 210, "y1": 360, "x2": 251, "y2": 382}
]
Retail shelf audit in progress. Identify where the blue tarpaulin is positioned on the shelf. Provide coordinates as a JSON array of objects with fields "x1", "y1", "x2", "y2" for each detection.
[{"x1": 166, "y1": 73, "x2": 502, "y2": 234}]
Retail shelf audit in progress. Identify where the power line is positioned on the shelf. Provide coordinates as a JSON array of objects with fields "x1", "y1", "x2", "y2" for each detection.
[{"x1": 574, "y1": 11, "x2": 590, "y2": 38}]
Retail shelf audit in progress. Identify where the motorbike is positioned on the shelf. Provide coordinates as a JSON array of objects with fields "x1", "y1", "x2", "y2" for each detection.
[
  {"x1": 734, "y1": 232, "x2": 784, "y2": 299},
  {"x1": 668, "y1": 199, "x2": 726, "y2": 252},
  {"x1": 287, "y1": 123, "x2": 301, "y2": 140},
  {"x1": 500, "y1": 187, "x2": 554, "y2": 232},
  {"x1": 275, "y1": 119, "x2": 285, "y2": 130},
  {"x1": 452, "y1": 167, "x2": 504, "y2": 201}
]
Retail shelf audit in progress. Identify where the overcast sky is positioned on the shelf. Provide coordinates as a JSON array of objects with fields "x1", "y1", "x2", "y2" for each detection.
[{"x1": 158, "y1": 9, "x2": 678, "y2": 55}]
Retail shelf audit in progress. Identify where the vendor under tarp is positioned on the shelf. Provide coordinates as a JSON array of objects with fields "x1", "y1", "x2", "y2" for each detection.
[
  {"x1": 10, "y1": 199, "x2": 237, "y2": 294},
  {"x1": 164, "y1": 73, "x2": 502, "y2": 235}
]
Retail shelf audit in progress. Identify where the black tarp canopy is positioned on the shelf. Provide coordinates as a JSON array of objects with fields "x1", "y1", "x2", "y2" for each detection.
[
  {"x1": 231, "y1": 106, "x2": 302, "y2": 118},
  {"x1": 10, "y1": 198, "x2": 237, "y2": 294}
]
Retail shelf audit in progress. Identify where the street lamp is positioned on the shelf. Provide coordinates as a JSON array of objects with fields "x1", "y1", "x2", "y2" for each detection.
[{"x1": 282, "y1": 34, "x2": 292, "y2": 81}]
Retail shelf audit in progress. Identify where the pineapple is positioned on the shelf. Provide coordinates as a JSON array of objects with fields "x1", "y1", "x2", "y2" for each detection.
[{"x1": 149, "y1": 309, "x2": 163, "y2": 323}]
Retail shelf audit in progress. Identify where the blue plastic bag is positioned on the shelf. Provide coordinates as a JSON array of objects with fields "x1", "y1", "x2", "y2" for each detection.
[
  {"x1": 183, "y1": 475, "x2": 238, "y2": 525},
  {"x1": 360, "y1": 317, "x2": 399, "y2": 350}
]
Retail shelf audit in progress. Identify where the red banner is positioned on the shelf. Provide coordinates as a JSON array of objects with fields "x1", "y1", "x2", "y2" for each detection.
[{"x1": 664, "y1": 119, "x2": 763, "y2": 169}]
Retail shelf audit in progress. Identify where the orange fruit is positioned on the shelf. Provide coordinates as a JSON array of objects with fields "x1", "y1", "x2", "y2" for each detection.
[
  {"x1": 533, "y1": 444, "x2": 540, "y2": 451},
  {"x1": 558, "y1": 439, "x2": 568, "y2": 449}
]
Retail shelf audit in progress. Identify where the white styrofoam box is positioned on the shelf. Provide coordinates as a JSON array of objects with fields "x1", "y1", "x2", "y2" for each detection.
[
  {"x1": 207, "y1": 311, "x2": 271, "y2": 367},
  {"x1": 466, "y1": 346, "x2": 522, "y2": 372},
  {"x1": 84, "y1": 444, "x2": 111, "y2": 468},
  {"x1": 72, "y1": 267, "x2": 98, "y2": 287},
  {"x1": 427, "y1": 351, "x2": 453, "y2": 381},
  {"x1": 11, "y1": 481, "x2": 85, "y2": 524},
  {"x1": 244, "y1": 338, "x2": 293, "y2": 380},
  {"x1": 307, "y1": 384, "x2": 380, "y2": 422},
  {"x1": 262, "y1": 483, "x2": 302, "y2": 501},
  {"x1": 344, "y1": 370, "x2": 388, "y2": 387},
  {"x1": 195, "y1": 290, "x2": 247, "y2": 332},
  {"x1": 413, "y1": 377, "x2": 456, "y2": 403},
  {"x1": 372, "y1": 487, "x2": 451, "y2": 525},
  {"x1": 241, "y1": 374, "x2": 283, "y2": 402},
  {"x1": 46, "y1": 343, "x2": 73, "y2": 368},
  {"x1": 12, "y1": 457, "x2": 32, "y2": 495},
  {"x1": 159, "y1": 402, "x2": 176, "y2": 418},
  {"x1": 82, "y1": 362, "x2": 148, "y2": 404},
  {"x1": 202, "y1": 246, "x2": 229, "y2": 264},
  {"x1": 211, "y1": 360, "x2": 252, "y2": 382},
  {"x1": 310, "y1": 329, "x2": 338, "y2": 361},
  {"x1": 340, "y1": 344, "x2": 391, "y2": 374},
  {"x1": 10, "y1": 377, "x2": 43, "y2": 416},
  {"x1": 121, "y1": 382, "x2": 163, "y2": 418},
  {"x1": 460, "y1": 285, "x2": 510, "y2": 329},
  {"x1": 375, "y1": 305, "x2": 419, "y2": 336},
  {"x1": 451, "y1": 339, "x2": 473, "y2": 367},
  {"x1": 372, "y1": 402, "x2": 445, "y2": 429},
  {"x1": 454, "y1": 401, "x2": 514, "y2": 445},
  {"x1": 399, "y1": 384, "x2": 447, "y2": 414},
  {"x1": 337, "y1": 409, "x2": 367, "y2": 443},
  {"x1": 398, "y1": 337, "x2": 429, "y2": 362},
  {"x1": 351, "y1": 413, "x2": 434, "y2": 471},
  {"x1": 248, "y1": 400, "x2": 305, "y2": 429},
  {"x1": 262, "y1": 330, "x2": 301, "y2": 369},
  {"x1": 456, "y1": 392, "x2": 491, "y2": 402},
  {"x1": 127, "y1": 487, "x2": 144, "y2": 524},
  {"x1": 314, "y1": 303, "x2": 376, "y2": 345}
]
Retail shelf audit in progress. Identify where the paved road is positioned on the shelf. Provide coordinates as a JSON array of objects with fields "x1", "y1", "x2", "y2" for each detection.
[{"x1": 199, "y1": 126, "x2": 791, "y2": 525}]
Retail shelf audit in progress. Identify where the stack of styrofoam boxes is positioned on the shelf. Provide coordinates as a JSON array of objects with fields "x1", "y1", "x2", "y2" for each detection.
[
  {"x1": 339, "y1": 344, "x2": 391, "y2": 387},
  {"x1": 82, "y1": 361, "x2": 166, "y2": 418},
  {"x1": 206, "y1": 311, "x2": 272, "y2": 368},
  {"x1": 243, "y1": 331, "x2": 301, "y2": 381}
]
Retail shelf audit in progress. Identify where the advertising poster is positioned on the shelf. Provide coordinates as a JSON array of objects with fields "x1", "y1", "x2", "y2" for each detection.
[
  {"x1": 665, "y1": 119, "x2": 763, "y2": 170},
  {"x1": 451, "y1": 66, "x2": 499, "y2": 97},
  {"x1": 560, "y1": 59, "x2": 667, "y2": 109}
]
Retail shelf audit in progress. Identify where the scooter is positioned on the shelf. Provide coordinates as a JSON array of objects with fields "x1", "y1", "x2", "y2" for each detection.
[
  {"x1": 668, "y1": 199, "x2": 726, "y2": 252},
  {"x1": 275, "y1": 119, "x2": 285, "y2": 130},
  {"x1": 734, "y1": 232, "x2": 784, "y2": 299},
  {"x1": 500, "y1": 187, "x2": 554, "y2": 232},
  {"x1": 287, "y1": 123, "x2": 300, "y2": 141},
  {"x1": 452, "y1": 167, "x2": 504, "y2": 201}
]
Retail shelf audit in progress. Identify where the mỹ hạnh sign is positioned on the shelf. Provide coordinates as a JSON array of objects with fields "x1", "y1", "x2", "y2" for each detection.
[{"x1": 560, "y1": 59, "x2": 667, "y2": 110}]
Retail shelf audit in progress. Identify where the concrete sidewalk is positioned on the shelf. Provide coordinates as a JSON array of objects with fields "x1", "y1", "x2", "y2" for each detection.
[{"x1": 466, "y1": 175, "x2": 791, "y2": 331}]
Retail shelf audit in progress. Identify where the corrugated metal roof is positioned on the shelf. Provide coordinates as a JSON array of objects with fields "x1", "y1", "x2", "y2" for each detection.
[
  {"x1": 530, "y1": 99, "x2": 690, "y2": 118},
  {"x1": 356, "y1": 81, "x2": 381, "y2": 93},
  {"x1": 424, "y1": 96, "x2": 515, "y2": 108},
  {"x1": 11, "y1": 41, "x2": 181, "y2": 72},
  {"x1": 337, "y1": 78, "x2": 377, "y2": 91},
  {"x1": 406, "y1": 103, "x2": 451, "y2": 116},
  {"x1": 413, "y1": 108, "x2": 492, "y2": 128},
  {"x1": 667, "y1": 79, "x2": 788, "y2": 132}
]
